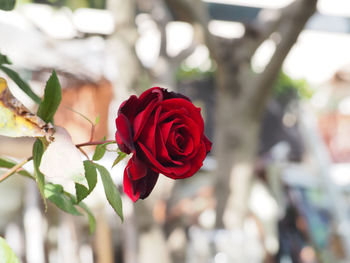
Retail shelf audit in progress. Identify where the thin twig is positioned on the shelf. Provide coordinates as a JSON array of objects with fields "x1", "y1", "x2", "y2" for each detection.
[
  {"x1": 89, "y1": 125, "x2": 95, "y2": 142},
  {"x1": 78, "y1": 147, "x2": 90, "y2": 160},
  {"x1": 64, "y1": 106, "x2": 94, "y2": 125},
  {"x1": 64, "y1": 106, "x2": 97, "y2": 142},
  {"x1": 76, "y1": 140, "x2": 116, "y2": 148},
  {"x1": 0, "y1": 157, "x2": 33, "y2": 183}
]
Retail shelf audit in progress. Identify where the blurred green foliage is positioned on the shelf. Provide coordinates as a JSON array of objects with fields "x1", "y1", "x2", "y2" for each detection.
[
  {"x1": 177, "y1": 61, "x2": 312, "y2": 100},
  {"x1": 176, "y1": 61, "x2": 216, "y2": 82},
  {"x1": 274, "y1": 71, "x2": 313, "y2": 100},
  {"x1": 33, "y1": 0, "x2": 105, "y2": 10},
  {"x1": 0, "y1": 0, "x2": 16, "y2": 10}
]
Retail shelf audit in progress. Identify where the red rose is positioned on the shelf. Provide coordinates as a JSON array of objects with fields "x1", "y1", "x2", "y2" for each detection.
[{"x1": 115, "y1": 87, "x2": 212, "y2": 202}]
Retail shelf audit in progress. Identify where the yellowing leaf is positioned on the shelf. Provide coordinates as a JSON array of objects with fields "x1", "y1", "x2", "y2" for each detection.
[
  {"x1": 0, "y1": 237, "x2": 20, "y2": 263},
  {"x1": 0, "y1": 78, "x2": 53, "y2": 138}
]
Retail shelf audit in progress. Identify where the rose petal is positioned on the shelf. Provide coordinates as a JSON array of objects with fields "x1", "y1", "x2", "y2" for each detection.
[
  {"x1": 158, "y1": 108, "x2": 188, "y2": 123},
  {"x1": 156, "y1": 127, "x2": 182, "y2": 165},
  {"x1": 115, "y1": 131, "x2": 130, "y2": 154},
  {"x1": 138, "y1": 170, "x2": 159, "y2": 200},
  {"x1": 138, "y1": 106, "x2": 162, "y2": 155},
  {"x1": 161, "y1": 114, "x2": 201, "y2": 149},
  {"x1": 159, "y1": 120, "x2": 175, "y2": 143},
  {"x1": 140, "y1": 86, "x2": 191, "y2": 102},
  {"x1": 161, "y1": 98, "x2": 204, "y2": 133},
  {"x1": 123, "y1": 163, "x2": 140, "y2": 202},
  {"x1": 115, "y1": 113, "x2": 134, "y2": 153},
  {"x1": 139, "y1": 142, "x2": 191, "y2": 177},
  {"x1": 119, "y1": 95, "x2": 139, "y2": 122},
  {"x1": 174, "y1": 115, "x2": 201, "y2": 146},
  {"x1": 163, "y1": 90, "x2": 192, "y2": 101},
  {"x1": 167, "y1": 129, "x2": 194, "y2": 157},
  {"x1": 133, "y1": 87, "x2": 165, "y2": 140},
  {"x1": 133, "y1": 99, "x2": 158, "y2": 141},
  {"x1": 167, "y1": 129, "x2": 183, "y2": 152},
  {"x1": 128, "y1": 154, "x2": 148, "y2": 180},
  {"x1": 123, "y1": 159, "x2": 159, "y2": 202},
  {"x1": 139, "y1": 87, "x2": 168, "y2": 107},
  {"x1": 177, "y1": 141, "x2": 207, "y2": 179}
]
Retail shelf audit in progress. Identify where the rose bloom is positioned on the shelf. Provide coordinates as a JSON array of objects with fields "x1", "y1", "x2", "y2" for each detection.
[{"x1": 115, "y1": 87, "x2": 212, "y2": 202}]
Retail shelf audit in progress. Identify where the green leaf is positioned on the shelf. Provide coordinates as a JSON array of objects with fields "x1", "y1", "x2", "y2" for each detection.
[
  {"x1": 0, "y1": 53, "x2": 11, "y2": 65},
  {"x1": 78, "y1": 202, "x2": 96, "y2": 234},
  {"x1": 44, "y1": 184, "x2": 81, "y2": 216},
  {"x1": 37, "y1": 71, "x2": 62, "y2": 123},
  {"x1": 93, "y1": 141, "x2": 115, "y2": 161},
  {"x1": 112, "y1": 151, "x2": 127, "y2": 168},
  {"x1": 0, "y1": 157, "x2": 33, "y2": 179},
  {"x1": 0, "y1": 157, "x2": 16, "y2": 169},
  {"x1": 0, "y1": 0, "x2": 16, "y2": 11},
  {"x1": 65, "y1": 192, "x2": 96, "y2": 234},
  {"x1": 75, "y1": 184, "x2": 89, "y2": 204},
  {"x1": 0, "y1": 237, "x2": 20, "y2": 263},
  {"x1": 83, "y1": 160, "x2": 98, "y2": 189},
  {"x1": 0, "y1": 65, "x2": 41, "y2": 104},
  {"x1": 75, "y1": 161, "x2": 97, "y2": 203},
  {"x1": 93, "y1": 145, "x2": 106, "y2": 161},
  {"x1": 33, "y1": 139, "x2": 47, "y2": 209},
  {"x1": 95, "y1": 114, "x2": 100, "y2": 125},
  {"x1": 93, "y1": 163, "x2": 123, "y2": 221}
]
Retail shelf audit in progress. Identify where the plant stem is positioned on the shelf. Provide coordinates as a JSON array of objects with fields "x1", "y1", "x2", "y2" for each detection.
[
  {"x1": 0, "y1": 156, "x2": 33, "y2": 182},
  {"x1": 76, "y1": 140, "x2": 116, "y2": 148},
  {"x1": 89, "y1": 125, "x2": 95, "y2": 142},
  {"x1": 78, "y1": 147, "x2": 90, "y2": 161}
]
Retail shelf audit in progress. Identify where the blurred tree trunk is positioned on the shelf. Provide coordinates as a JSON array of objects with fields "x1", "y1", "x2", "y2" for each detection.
[
  {"x1": 138, "y1": 0, "x2": 196, "y2": 90},
  {"x1": 107, "y1": 0, "x2": 145, "y2": 100},
  {"x1": 164, "y1": 0, "x2": 318, "y2": 228}
]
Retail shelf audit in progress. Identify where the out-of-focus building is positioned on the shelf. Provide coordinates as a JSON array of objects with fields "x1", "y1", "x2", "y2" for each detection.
[{"x1": 316, "y1": 66, "x2": 350, "y2": 162}]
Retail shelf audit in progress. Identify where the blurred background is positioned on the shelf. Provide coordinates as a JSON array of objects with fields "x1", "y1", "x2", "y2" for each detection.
[{"x1": 1, "y1": 0, "x2": 350, "y2": 262}]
